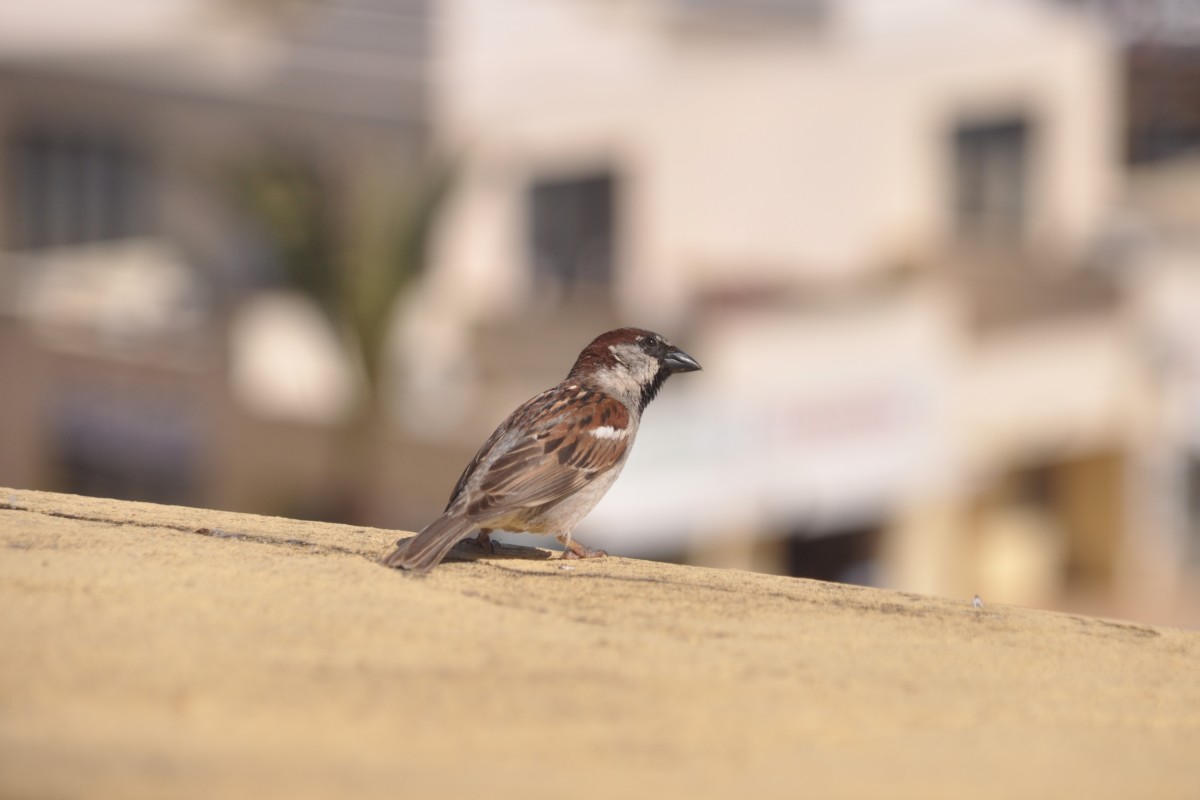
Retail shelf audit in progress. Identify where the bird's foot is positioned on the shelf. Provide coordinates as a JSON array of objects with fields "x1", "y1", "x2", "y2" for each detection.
[
  {"x1": 470, "y1": 528, "x2": 500, "y2": 555},
  {"x1": 559, "y1": 537, "x2": 608, "y2": 560}
]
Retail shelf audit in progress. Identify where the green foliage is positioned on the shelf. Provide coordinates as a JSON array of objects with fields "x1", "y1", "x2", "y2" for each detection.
[
  {"x1": 229, "y1": 154, "x2": 454, "y2": 407},
  {"x1": 230, "y1": 158, "x2": 338, "y2": 316}
]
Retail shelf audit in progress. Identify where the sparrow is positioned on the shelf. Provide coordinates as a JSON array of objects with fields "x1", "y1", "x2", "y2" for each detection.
[{"x1": 381, "y1": 327, "x2": 701, "y2": 573}]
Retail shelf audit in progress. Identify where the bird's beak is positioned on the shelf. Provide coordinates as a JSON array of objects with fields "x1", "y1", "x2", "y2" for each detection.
[{"x1": 662, "y1": 346, "x2": 701, "y2": 373}]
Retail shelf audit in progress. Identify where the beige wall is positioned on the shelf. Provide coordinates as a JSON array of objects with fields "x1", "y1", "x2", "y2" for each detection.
[{"x1": 426, "y1": 0, "x2": 1118, "y2": 325}]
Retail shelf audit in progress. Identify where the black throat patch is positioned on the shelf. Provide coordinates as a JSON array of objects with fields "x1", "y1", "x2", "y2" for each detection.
[{"x1": 639, "y1": 366, "x2": 671, "y2": 414}]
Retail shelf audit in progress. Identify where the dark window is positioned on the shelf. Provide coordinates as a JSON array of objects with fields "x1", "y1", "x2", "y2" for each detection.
[
  {"x1": 783, "y1": 522, "x2": 880, "y2": 585},
  {"x1": 1014, "y1": 461, "x2": 1057, "y2": 509},
  {"x1": 1186, "y1": 451, "x2": 1200, "y2": 560},
  {"x1": 6, "y1": 126, "x2": 149, "y2": 250},
  {"x1": 1126, "y1": 44, "x2": 1200, "y2": 163},
  {"x1": 527, "y1": 172, "x2": 615, "y2": 289},
  {"x1": 51, "y1": 391, "x2": 198, "y2": 506},
  {"x1": 952, "y1": 118, "x2": 1031, "y2": 245}
]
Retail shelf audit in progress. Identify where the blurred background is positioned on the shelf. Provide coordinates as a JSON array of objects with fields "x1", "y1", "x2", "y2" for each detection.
[{"x1": 1, "y1": 0, "x2": 1199, "y2": 626}]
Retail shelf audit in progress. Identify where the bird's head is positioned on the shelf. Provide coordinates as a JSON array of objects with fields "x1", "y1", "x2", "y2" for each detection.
[{"x1": 568, "y1": 327, "x2": 701, "y2": 412}]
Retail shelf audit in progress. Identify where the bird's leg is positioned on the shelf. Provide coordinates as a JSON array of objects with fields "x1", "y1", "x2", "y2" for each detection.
[
  {"x1": 557, "y1": 534, "x2": 608, "y2": 560},
  {"x1": 473, "y1": 528, "x2": 500, "y2": 554}
]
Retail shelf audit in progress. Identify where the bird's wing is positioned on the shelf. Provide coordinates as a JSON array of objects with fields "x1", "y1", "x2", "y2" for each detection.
[{"x1": 446, "y1": 386, "x2": 632, "y2": 521}]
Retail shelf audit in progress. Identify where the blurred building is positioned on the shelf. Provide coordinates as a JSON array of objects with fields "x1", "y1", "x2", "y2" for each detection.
[
  {"x1": 2, "y1": 0, "x2": 1198, "y2": 627},
  {"x1": 395, "y1": 0, "x2": 1199, "y2": 625},
  {"x1": 0, "y1": 0, "x2": 437, "y2": 518}
]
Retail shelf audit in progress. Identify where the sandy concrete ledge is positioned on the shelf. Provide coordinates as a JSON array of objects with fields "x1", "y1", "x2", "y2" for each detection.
[{"x1": 1, "y1": 487, "x2": 1198, "y2": 799}]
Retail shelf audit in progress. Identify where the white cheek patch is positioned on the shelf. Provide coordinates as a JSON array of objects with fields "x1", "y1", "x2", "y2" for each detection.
[{"x1": 590, "y1": 425, "x2": 628, "y2": 440}]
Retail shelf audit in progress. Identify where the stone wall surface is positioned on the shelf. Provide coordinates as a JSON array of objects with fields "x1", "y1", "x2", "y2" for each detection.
[{"x1": 1, "y1": 488, "x2": 1198, "y2": 799}]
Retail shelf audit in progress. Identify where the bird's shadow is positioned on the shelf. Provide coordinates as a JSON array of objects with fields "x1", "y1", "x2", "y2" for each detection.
[{"x1": 398, "y1": 536, "x2": 560, "y2": 566}]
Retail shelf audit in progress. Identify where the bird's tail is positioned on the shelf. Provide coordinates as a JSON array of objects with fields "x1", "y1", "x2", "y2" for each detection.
[{"x1": 380, "y1": 514, "x2": 476, "y2": 573}]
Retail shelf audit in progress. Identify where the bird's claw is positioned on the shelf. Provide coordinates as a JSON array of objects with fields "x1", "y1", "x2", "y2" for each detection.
[
  {"x1": 561, "y1": 543, "x2": 608, "y2": 560},
  {"x1": 471, "y1": 529, "x2": 500, "y2": 555}
]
